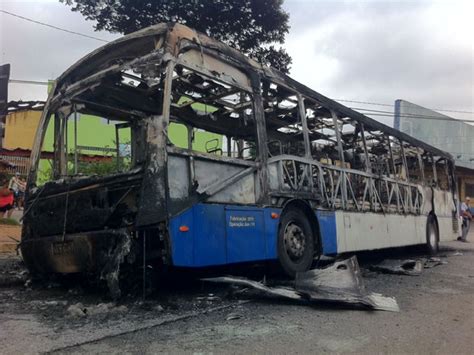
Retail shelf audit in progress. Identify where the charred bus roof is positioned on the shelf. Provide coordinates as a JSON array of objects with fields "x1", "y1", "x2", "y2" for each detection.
[{"x1": 47, "y1": 22, "x2": 453, "y2": 161}]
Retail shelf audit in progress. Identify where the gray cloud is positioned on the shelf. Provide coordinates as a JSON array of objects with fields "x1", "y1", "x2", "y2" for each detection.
[
  {"x1": 1, "y1": 0, "x2": 118, "y2": 100},
  {"x1": 284, "y1": 0, "x2": 473, "y2": 124},
  {"x1": 2, "y1": 0, "x2": 472, "y2": 125}
]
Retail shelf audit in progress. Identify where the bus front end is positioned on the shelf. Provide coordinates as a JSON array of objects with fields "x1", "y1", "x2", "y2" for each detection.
[{"x1": 21, "y1": 25, "x2": 173, "y2": 297}]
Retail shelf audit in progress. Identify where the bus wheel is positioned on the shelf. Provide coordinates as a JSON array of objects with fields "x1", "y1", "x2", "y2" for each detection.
[
  {"x1": 426, "y1": 215, "x2": 439, "y2": 254},
  {"x1": 278, "y1": 209, "x2": 314, "y2": 277}
]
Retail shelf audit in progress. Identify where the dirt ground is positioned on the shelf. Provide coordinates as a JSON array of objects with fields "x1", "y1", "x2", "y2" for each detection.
[{"x1": 1, "y1": 235, "x2": 473, "y2": 354}]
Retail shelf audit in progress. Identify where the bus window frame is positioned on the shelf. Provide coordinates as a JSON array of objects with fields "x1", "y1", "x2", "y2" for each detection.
[
  {"x1": 168, "y1": 61, "x2": 261, "y2": 161},
  {"x1": 261, "y1": 78, "x2": 312, "y2": 159}
]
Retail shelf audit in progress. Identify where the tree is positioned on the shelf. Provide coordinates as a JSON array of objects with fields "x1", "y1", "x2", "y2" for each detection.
[{"x1": 61, "y1": 0, "x2": 292, "y2": 73}]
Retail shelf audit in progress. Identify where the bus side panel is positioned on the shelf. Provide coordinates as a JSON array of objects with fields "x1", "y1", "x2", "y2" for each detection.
[
  {"x1": 194, "y1": 204, "x2": 227, "y2": 266},
  {"x1": 335, "y1": 212, "x2": 426, "y2": 253},
  {"x1": 263, "y1": 208, "x2": 281, "y2": 259},
  {"x1": 225, "y1": 207, "x2": 265, "y2": 263},
  {"x1": 433, "y1": 188, "x2": 458, "y2": 241},
  {"x1": 169, "y1": 207, "x2": 195, "y2": 266},
  {"x1": 315, "y1": 210, "x2": 338, "y2": 255},
  {"x1": 169, "y1": 204, "x2": 279, "y2": 267},
  {"x1": 169, "y1": 204, "x2": 226, "y2": 267},
  {"x1": 438, "y1": 216, "x2": 456, "y2": 242}
]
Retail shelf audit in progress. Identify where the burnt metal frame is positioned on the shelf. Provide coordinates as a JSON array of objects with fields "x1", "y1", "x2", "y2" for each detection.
[
  {"x1": 27, "y1": 23, "x2": 456, "y2": 217},
  {"x1": 162, "y1": 55, "x2": 429, "y2": 215},
  {"x1": 19, "y1": 23, "x2": 461, "y2": 293},
  {"x1": 167, "y1": 57, "x2": 270, "y2": 205}
]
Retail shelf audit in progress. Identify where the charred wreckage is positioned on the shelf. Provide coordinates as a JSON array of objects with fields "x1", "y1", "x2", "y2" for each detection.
[{"x1": 20, "y1": 23, "x2": 457, "y2": 298}]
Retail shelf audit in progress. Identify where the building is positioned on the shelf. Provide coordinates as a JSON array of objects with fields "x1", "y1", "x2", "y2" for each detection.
[
  {"x1": 1, "y1": 100, "x2": 220, "y2": 181},
  {"x1": 0, "y1": 101, "x2": 45, "y2": 176},
  {"x1": 394, "y1": 99, "x2": 474, "y2": 201}
]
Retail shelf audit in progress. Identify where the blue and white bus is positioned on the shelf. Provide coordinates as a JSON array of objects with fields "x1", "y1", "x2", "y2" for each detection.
[{"x1": 22, "y1": 23, "x2": 459, "y2": 296}]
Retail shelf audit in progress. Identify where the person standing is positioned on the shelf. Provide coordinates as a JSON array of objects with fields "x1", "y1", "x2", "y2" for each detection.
[
  {"x1": 8, "y1": 172, "x2": 25, "y2": 209},
  {"x1": 16, "y1": 175, "x2": 26, "y2": 209},
  {"x1": 0, "y1": 178, "x2": 14, "y2": 218},
  {"x1": 459, "y1": 197, "x2": 472, "y2": 242}
]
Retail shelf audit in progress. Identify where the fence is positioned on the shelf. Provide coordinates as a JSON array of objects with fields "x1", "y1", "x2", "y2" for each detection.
[{"x1": 0, "y1": 155, "x2": 30, "y2": 177}]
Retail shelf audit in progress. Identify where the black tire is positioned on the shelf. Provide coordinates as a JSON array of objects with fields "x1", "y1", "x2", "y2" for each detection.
[
  {"x1": 277, "y1": 209, "x2": 315, "y2": 277},
  {"x1": 426, "y1": 214, "x2": 439, "y2": 254}
]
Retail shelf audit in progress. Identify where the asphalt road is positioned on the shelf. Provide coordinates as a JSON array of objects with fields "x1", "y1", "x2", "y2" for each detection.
[
  {"x1": 62, "y1": 239, "x2": 474, "y2": 354},
  {"x1": 1, "y1": 236, "x2": 473, "y2": 354}
]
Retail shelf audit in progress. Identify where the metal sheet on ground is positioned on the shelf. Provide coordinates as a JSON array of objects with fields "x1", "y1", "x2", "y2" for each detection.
[
  {"x1": 203, "y1": 256, "x2": 399, "y2": 312},
  {"x1": 369, "y1": 259, "x2": 424, "y2": 276}
]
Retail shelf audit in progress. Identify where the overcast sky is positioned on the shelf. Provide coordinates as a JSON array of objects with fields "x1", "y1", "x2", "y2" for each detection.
[{"x1": 1, "y1": 0, "x2": 473, "y2": 126}]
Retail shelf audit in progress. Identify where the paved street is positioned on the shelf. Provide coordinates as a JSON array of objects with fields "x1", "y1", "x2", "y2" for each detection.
[
  {"x1": 1, "y1": 232, "x2": 473, "y2": 354},
  {"x1": 62, "y1": 240, "x2": 474, "y2": 354}
]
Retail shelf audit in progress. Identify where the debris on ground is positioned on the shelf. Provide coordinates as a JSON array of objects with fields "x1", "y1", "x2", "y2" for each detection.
[
  {"x1": 203, "y1": 256, "x2": 399, "y2": 312},
  {"x1": 370, "y1": 259, "x2": 423, "y2": 276},
  {"x1": 0, "y1": 271, "x2": 28, "y2": 287},
  {"x1": 369, "y1": 256, "x2": 449, "y2": 275},
  {"x1": 68, "y1": 286, "x2": 84, "y2": 295},
  {"x1": 66, "y1": 302, "x2": 128, "y2": 318},
  {"x1": 29, "y1": 300, "x2": 68, "y2": 308},
  {"x1": 0, "y1": 257, "x2": 28, "y2": 287},
  {"x1": 226, "y1": 312, "x2": 243, "y2": 321},
  {"x1": 423, "y1": 257, "x2": 448, "y2": 268},
  {"x1": 154, "y1": 305, "x2": 164, "y2": 312},
  {"x1": 196, "y1": 293, "x2": 221, "y2": 302},
  {"x1": 295, "y1": 257, "x2": 399, "y2": 312},
  {"x1": 67, "y1": 303, "x2": 87, "y2": 318},
  {"x1": 453, "y1": 251, "x2": 463, "y2": 256}
]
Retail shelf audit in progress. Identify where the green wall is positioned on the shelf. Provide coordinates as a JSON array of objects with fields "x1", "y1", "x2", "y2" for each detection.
[
  {"x1": 41, "y1": 114, "x2": 220, "y2": 153},
  {"x1": 37, "y1": 114, "x2": 221, "y2": 184},
  {"x1": 41, "y1": 115, "x2": 130, "y2": 152},
  {"x1": 37, "y1": 84, "x2": 222, "y2": 182}
]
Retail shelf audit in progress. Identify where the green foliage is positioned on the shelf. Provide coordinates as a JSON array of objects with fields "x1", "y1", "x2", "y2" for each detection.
[
  {"x1": 36, "y1": 156, "x2": 131, "y2": 185},
  {"x1": 60, "y1": 0, "x2": 292, "y2": 73},
  {"x1": 0, "y1": 218, "x2": 21, "y2": 226},
  {"x1": 38, "y1": 159, "x2": 54, "y2": 185},
  {"x1": 72, "y1": 157, "x2": 131, "y2": 176}
]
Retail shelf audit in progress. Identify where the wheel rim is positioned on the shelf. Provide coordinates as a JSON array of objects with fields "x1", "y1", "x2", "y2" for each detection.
[{"x1": 283, "y1": 221, "x2": 306, "y2": 262}]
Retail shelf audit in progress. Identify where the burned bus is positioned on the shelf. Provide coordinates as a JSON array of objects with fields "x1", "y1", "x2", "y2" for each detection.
[{"x1": 21, "y1": 23, "x2": 459, "y2": 297}]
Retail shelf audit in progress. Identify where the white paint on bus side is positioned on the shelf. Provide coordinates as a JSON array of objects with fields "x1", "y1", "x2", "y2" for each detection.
[
  {"x1": 438, "y1": 216, "x2": 457, "y2": 242},
  {"x1": 336, "y1": 212, "x2": 427, "y2": 253}
]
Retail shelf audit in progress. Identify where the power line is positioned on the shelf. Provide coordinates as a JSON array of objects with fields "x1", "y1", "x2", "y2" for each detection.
[
  {"x1": 337, "y1": 98, "x2": 474, "y2": 115},
  {"x1": 361, "y1": 112, "x2": 474, "y2": 123},
  {"x1": 415, "y1": 136, "x2": 474, "y2": 140},
  {"x1": 354, "y1": 106, "x2": 474, "y2": 120},
  {"x1": 9, "y1": 78, "x2": 474, "y2": 119},
  {"x1": 9, "y1": 79, "x2": 49, "y2": 86},
  {"x1": 7, "y1": 81, "x2": 474, "y2": 121},
  {"x1": 353, "y1": 108, "x2": 474, "y2": 123},
  {"x1": 0, "y1": 9, "x2": 109, "y2": 43},
  {"x1": 2, "y1": 10, "x2": 472, "y2": 116},
  {"x1": 7, "y1": 80, "x2": 474, "y2": 122},
  {"x1": 336, "y1": 99, "x2": 394, "y2": 107}
]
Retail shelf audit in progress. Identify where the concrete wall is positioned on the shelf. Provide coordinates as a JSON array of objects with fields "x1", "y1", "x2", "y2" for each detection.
[
  {"x1": 4, "y1": 110, "x2": 42, "y2": 150},
  {"x1": 394, "y1": 99, "x2": 474, "y2": 170},
  {"x1": 394, "y1": 99, "x2": 474, "y2": 202}
]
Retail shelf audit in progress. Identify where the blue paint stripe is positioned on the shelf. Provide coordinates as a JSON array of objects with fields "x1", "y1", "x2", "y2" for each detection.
[
  {"x1": 169, "y1": 203, "x2": 338, "y2": 267},
  {"x1": 316, "y1": 210, "x2": 338, "y2": 255}
]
